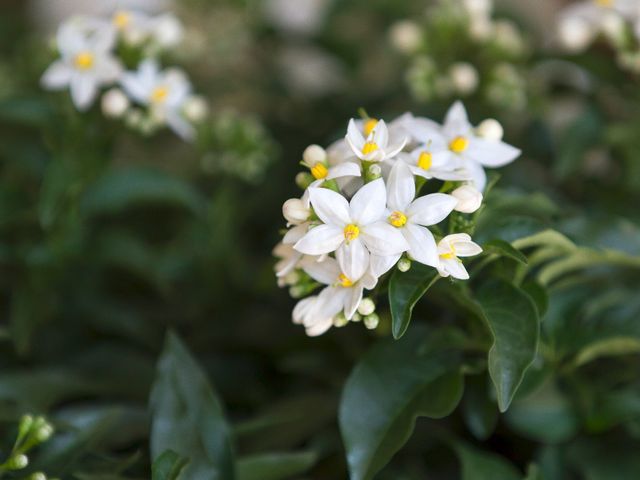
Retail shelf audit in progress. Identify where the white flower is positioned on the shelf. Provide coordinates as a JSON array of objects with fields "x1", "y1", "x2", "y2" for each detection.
[
  {"x1": 121, "y1": 59, "x2": 194, "y2": 140},
  {"x1": 449, "y1": 62, "x2": 479, "y2": 95},
  {"x1": 437, "y1": 233, "x2": 483, "y2": 280},
  {"x1": 293, "y1": 257, "x2": 377, "y2": 336},
  {"x1": 373, "y1": 162, "x2": 457, "y2": 272},
  {"x1": 425, "y1": 102, "x2": 521, "y2": 191},
  {"x1": 41, "y1": 16, "x2": 121, "y2": 111},
  {"x1": 112, "y1": 9, "x2": 150, "y2": 45},
  {"x1": 101, "y1": 88, "x2": 129, "y2": 117},
  {"x1": 301, "y1": 145, "x2": 361, "y2": 188},
  {"x1": 345, "y1": 119, "x2": 407, "y2": 163},
  {"x1": 274, "y1": 224, "x2": 309, "y2": 278},
  {"x1": 389, "y1": 20, "x2": 423, "y2": 54},
  {"x1": 182, "y1": 95, "x2": 209, "y2": 122},
  {"x1": 294, "y1": 179, "x2": 408, "y2": 281},
  {"x1": 451, "y1": 185, "x2": 483, "y2": 213}
]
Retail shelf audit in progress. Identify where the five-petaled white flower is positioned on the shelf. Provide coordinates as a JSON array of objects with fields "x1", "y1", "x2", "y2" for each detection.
[
  {"x1": 294, "y1": 179, "x2": 408, "y2": 281},
  {"x1": 293, "y1": 257, "x2": 377, "y2": 336},
  {"x1": 41, "y1": 16, "x2": 122, "y2": 111},
  {"x1": 345, "y1": 118, "x2": 407, "y2": 163},
  {"x1": 437, "y1": 233, "x2": 483, "y2": 280},
  {"x1": 121, "y1": 59, "x2": 194, "y2": 140}
]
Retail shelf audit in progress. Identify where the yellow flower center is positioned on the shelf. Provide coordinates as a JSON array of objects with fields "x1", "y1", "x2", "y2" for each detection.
[
  {"x1": 151, "y1": 86, "x2": 169, "y2": 104},
  {"x1": 363, "y1": 118, "x2": 378, "y2": 137},
  {"x1": 440, "y1": 252, "x2": 456, "y2": 260},
  {"x1": 74, "y1": 52, "x2": 94, "y2": 70},
  {"x1": 344, "y1": 224, "x2": 360, "y2": 242},
  {"x1": 338, "y1": 273, "x2": 353, "y2": 288},
  {"x1": 594, "y1": 0, "x2": 613, "y2": 7},
  {"x1": 449, "y1": 136, "x2": 469, "y2": 153},
  {"x1": 389, "y1": 211, "x2": 407, "y2": 228},
  {"x1": 113, "y1": 10, "x2": 131, "y2": 29},
  {"x1": 310, "y1": 162, "x2": 328, "y2": 180},
  {"x1": 417, "y1": 151, "x2": 433, "y2": 170},
  {"x1": 362, "y1": 142, "x2": 379, "y2": 155}
]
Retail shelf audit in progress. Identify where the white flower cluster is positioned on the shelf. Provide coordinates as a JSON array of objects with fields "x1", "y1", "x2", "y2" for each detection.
[
  {"x1": 558, "y1": 0, "x2": 640, "y2": 71},
  {"x1": 41, "y1": 10, "x2": 208, "y2": 140},
  {"x1": 275, "y1": 102, "x2": 521, "y2": 336}
]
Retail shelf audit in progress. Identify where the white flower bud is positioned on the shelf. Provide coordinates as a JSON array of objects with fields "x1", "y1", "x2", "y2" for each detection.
[
  {"x1": 8, "y1": 453, "x2": 28, "y2": 470},
  {"x1": 35, "y1": 423, "x2": 54, "y2": 442},
  {"x1": 333, "y1": 312, "x2": 348, "y2": 327},
  {"x1": 476, "y1": 118, "x2": 503, "y2": 141},
  {"x1": 282, "y1": 198, "x2": 311, "y2": 225},
  {"x1": 183, "y1": 96, "x2": 209, "y2": 123},
  {"x1": 29, "y1": 473, "x2": 47, "y2": 480},
  {"x1": 303, "y1": 144, "x2": 327, "y2": 166},
  {"x1": 152, "y1": 14, "x2": 184, "y2": 48},
  {"x1": 558, "y1": 16, "x2": 594, "y2": 53},
  {"x1": 463, "y1": 0, "x2": 492, "y2": 16},
  {"x1": 389, "y1": 20, "x2": 422, "y2": 54},
  {"x1": 123, "y1": 27, "x2": 146, "y2": 46},
  {"x1": 357, "y1": 298, "x2": 376, "y2": 316},
  {"x1": 397, "y1": 258, "x2": 412, "y2": 272},
  {"x1": 351, "y1": 312, "x2": 362, "y2": 322},
  {"x1": 101, "y1": 89, "x2": 129, "y2": 118},
  {"x1": 601, "y1": 11, "x2": 625, "y2": 45},
  {"x1": 452, "y1": 185, "x2": 483, "y2": 213},
  {"x1": 364, "y1": 313, "x2": 380, "y2": 330},
  {"x1": 469, "y1": 17, "x2": 492, "y2": 41},
  {"x1": 368, "y1": 163, "x2": 382, "y2": 179},
  {"x1": 449, "y1": 62, "x2": 479, "y2": 95}
]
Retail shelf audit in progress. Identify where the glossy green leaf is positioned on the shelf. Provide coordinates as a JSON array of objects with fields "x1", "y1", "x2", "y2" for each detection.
[
  {"x1": 452, "y1": 441, "x2": 522, "y2": 480},
  {"x1": 483, "y1": 239, "x2": 528, "y2": 265},
  {"x1": 150, "y1": 332, "x2": 235, "y2": 480},
  {"x1": 152, "y1": 450, "x2": 189, "y2": 480},
  {"x1": 573, "y1": 337, "x2": 640, "y2": 367},
  {"x1": 476, "y1": 280, "x2": 539, "y2": 412},
  {"x1": 339, "y1": 330, "x2": 463, "y2": 480},
  {"x1": 236, "y1": 451, "x2": 317, "y2": 480},
  {"x1": 462, "y1": 375, "x2": 498, "y2": 441},
  {"x1": 388, "y1": 264, "x2": 439, "y2": 339}
]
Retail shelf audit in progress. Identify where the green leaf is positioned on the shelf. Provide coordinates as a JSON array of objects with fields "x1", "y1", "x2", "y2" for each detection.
[
  {"x1": 81, "y1": 167, "x2": 204, "y2": 217},
  {"x1": 521, "y1": 281, "x2": 549, "y2": 317},
  {"x1": 483, "y1": 239, "x2": 528, "y2": 265},
  {"x1": 388, "y1": 264, "x2": 439, "y2": 339},
  {"x1": 152, "y1": 450, "x2": 189, "y2": 480},
  {"x1": 150, "y1": 332, "x2": 235, "y2": 480},
  {"x1": 573, "y1": 337, "x2": 640, "y2": 368},
  {"x1": 475, "y1": 280, "x2": 539, "y2": 412},
  {"x1": 236, "y1": 451, "x2": 317, "y2": 480},
  {"x1": 339, "y1": 329, "x2": 463, "y2": 480},
  {"x1": 452, "y1": 441, "x2": 522, "y2": 480},
  {"x1": 462, "y1": 375, "x2": 498, "y2": 441}
]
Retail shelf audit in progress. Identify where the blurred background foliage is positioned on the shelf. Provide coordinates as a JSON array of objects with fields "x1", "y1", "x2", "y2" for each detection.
[{"x1": 0, "y1": 0, "x2": 640, "y2": 479}]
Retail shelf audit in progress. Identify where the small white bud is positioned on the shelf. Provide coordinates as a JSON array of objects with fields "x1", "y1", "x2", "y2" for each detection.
[
  {"x1": 303, "y1": 145, "x2": 327, "y2": 166},
  {"x1": 35, "y1": 423, "x2": 54, "y2": 442},
  {"x1": 476, "y1": 118, "x2": 503, "y2": 141},
  {"x1": 449, "y1": 62, "x2": 479, "y2": 95},
  {"x1": 351, "y1": 312, "x2": 362, "y2": 322},
  {"x1": 333, "y1": 312, "x2": 349, "y2": 327},
  {"x1": 397, "y1": 258, "x2": 412, "y2": 272},
  {"x1": 357, "y1": 298, "x2": 376, "y2": 316},
  {"x1": 282, "y1": 198, "x2": 311, "y2": 225},
  {"x1": 601, "y1": 11, "x2": 625, "y2": 45},
  {"x1": 101, "y1": 89, "x2": 129, "y2": 118},
  {"x1": 463, "y1": 0, "x2": 492, "y2": 16},
  {"x1": 368, "y1": 163, "x2": 382, "y2": 179},
  {"x1": 152, "y1": 14, "x2": 184, "y2": 48},
  {"x1": 558, "y1": 16, "x2": 594, "y2": 53},
  {"x1": 363, "y1": 313, "x2": 380, "y2": 330},
  {"x1": 123, "y1": 27, "x2": 147, "y2": 46},
  {"x1": 469, "y1": 17, "x2": 493, "y2": 41},
  {"x1": 451, "y1": 185, "x2": 483, "y2": 213},
  {"x1": 9, "y1": 454, "x2": 29, "y2": 470},
  {"x1": 183, "y1": 96, "x2": 209, "y2": 123},
  {"x1": 389, "y1": 20, "x2": 422, "y2": 54},
  {"x1": 30, "y1": 473, "x2": 47, "y2": 480}
]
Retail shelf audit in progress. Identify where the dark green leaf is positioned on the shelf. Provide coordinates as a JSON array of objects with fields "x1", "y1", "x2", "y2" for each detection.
[
  {"x1": 483, "y1": 239, "x2": 528, "y2": 265},
  {"x1": 452, "y1": 441, "x2": 522, "y2": 480},
  {"x1": 521, "y1": 281, "x2": 549, "y2": 317},
  {"x1": 152, "y1": 450, "x2": 189, "y2": 480},
  {"x1": 339, "y1": 329, "x2": 463, "y2": 480},
  {"x1": 462, "y1": 375, "x2": 498, "y2": 441},
  {"x1": 476, "y1": 280, "x2": 540, "y2": 412},
  {"x1": 236, "y1": 451, "x2": 317, "y2": 480},
  {"x1": 150, "y1": 332, "x2": 235, "y2": 480},
  {"x1": 388, "y1": 264, "x2": 439, "y2": 339}
]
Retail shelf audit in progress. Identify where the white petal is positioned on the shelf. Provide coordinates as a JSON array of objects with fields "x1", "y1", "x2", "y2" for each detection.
[
  {"x1": 336, "y1": 239, "x2": 369, "y2": 281},
  {"x1": 293, "y1": 296, "x2": 317, "y2": 324},
  {"x1": 372, "y1": 119, "x2": 389, "y2": 147},
  {"x1": 283, "y1": 224, "x2": 308, "y2": 244},
  {"x1": 311, "y1": 286, "x2": 348, "y2": 322},
  {"x1": 467, "y1": 138, "x2": 521, "y2": 167},
  {"x1": 452, "y1": 239, "x2": 483, "y2": 257},
  {"x1": 327, "y1": 161, "x2": 361, "y2": 180},
  {"x1": 369, "y1": 253, "x2": 401, "y2": 277},
  {"x1": 166, "y1": 112, "x2": 196, "y2": 141},
  {"x1": 349, "y1": 178, "x2": 387, "y2": 225},
  {"x1": 308, "y1": 187, "x2": 351, "y2": 226},
  {"x1": 407, "y1": 193, "x2": 457, "y2": 226},
  {"x1": 404, "y1": 224, "x2": 439, "y2": 268},
  {"x1": 346, "y1": 118, "x2": 365, "y2": 154},
  {"x1": 402, "y1": 116, "x2": 445, "y2": 145},
  {"x1": 441, "y1": 258, "x2": 469, "y2": 280},
  {"x1": 360, "y1": 221, "x2": 409, "y2": 256},
  {"x1": 387, "y1": 162, "x2": 415, "y2": 212},
  {"x1": 443, "y1": 101, "x2": 472, "y2": 138},
  {"x1": 294, "y1": 224, "x2": 344, "y2": 255},
  {"x1": 302, "y1": 257, "x2": 340, "y2": 285},
  {"x1": 41, "y1": 61, "x2": 72, "y2": 89},
  {"x1": 466, "y1": 161, "x2": 488, "y2": 192},
  {"x1": 120, "y1": 73, "x2": 148, "y2": 104},
  {"x1": 428, "y1": 168, "x2": 472, "y2": 182},
  {"x1": 306, "y1": 318, "x2": 333, "y2": 336},
  {"x1": 70, "y1": 76, "x2": 97, "y2": 110},
  {"x1": 344, "y1": 285, "x2": 364, "y2": 320}
]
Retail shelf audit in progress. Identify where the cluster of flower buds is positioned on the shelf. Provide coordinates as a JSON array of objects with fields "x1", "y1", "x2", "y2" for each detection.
[
  {"x1": 274, "y1": 101, "x2": 521, "y2": 336},
  {"x1": 557, "y1": 0, "x2": 640, "y2": 72},
  {"x1": 41, "y1": 9, "x2": 208, "y2": 140},
  {"x1": 0, "y1": 415, "x2": 55, "y2": 480},
  {"x1": 392, "y1": 0, "x2": 529, "y2": 110}
]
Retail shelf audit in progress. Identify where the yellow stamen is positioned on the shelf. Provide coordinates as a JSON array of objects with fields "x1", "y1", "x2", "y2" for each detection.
[
  {"x1": 150, "y1": 86, "x2": 169, "y2": 103},
  {"x1": 362, "y1": 142, "x2": 379, "y2": 155},
  {"x1": 74, "y1": 52, "x2": 94, "y2": 70},
  {"x1": 113, "y1": 10, "x2": 131, "y2": 29},
  {"x1": 594, "y1": 0, "x2": 613, "y2": 7},
  {"x1": 344, "y1": 224, "x2": 360, "y2": 242},
  {"x1": 310, "y1": 163, "x2": 328, "y2": 180},
  {"x1": 440, "y1": 252, "x2": 456, "y2": 260},
  {"x1": 363, "y1": 118, "x2": 378, "y2": 137},
  {"x1": 449, "y1": 136, "x2": 469, "y2": 153},
  {"x1": 338, "y1": 273, "x2": 353, "y2": 288},
  {"x1": 417, "y1": 151, "x2": 433, "y2": 170},
  {"x1": 389, "y1": 211, "x2": 407, "y2": 228}
]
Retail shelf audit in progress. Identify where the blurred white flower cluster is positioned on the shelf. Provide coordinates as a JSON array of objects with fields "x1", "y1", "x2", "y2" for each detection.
[
  {"x1": 275, "y1": 102, "x2": 521, "y2": 336},
  {"x1": 41, "y1": 9, "x2": 208, "y2": 140},
  {"x1": 557, "y1": 0, "x2": 640, "y2": 72},
  {"x1": 392, "y1": 0, "x2": 529, "y2": 111}
]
